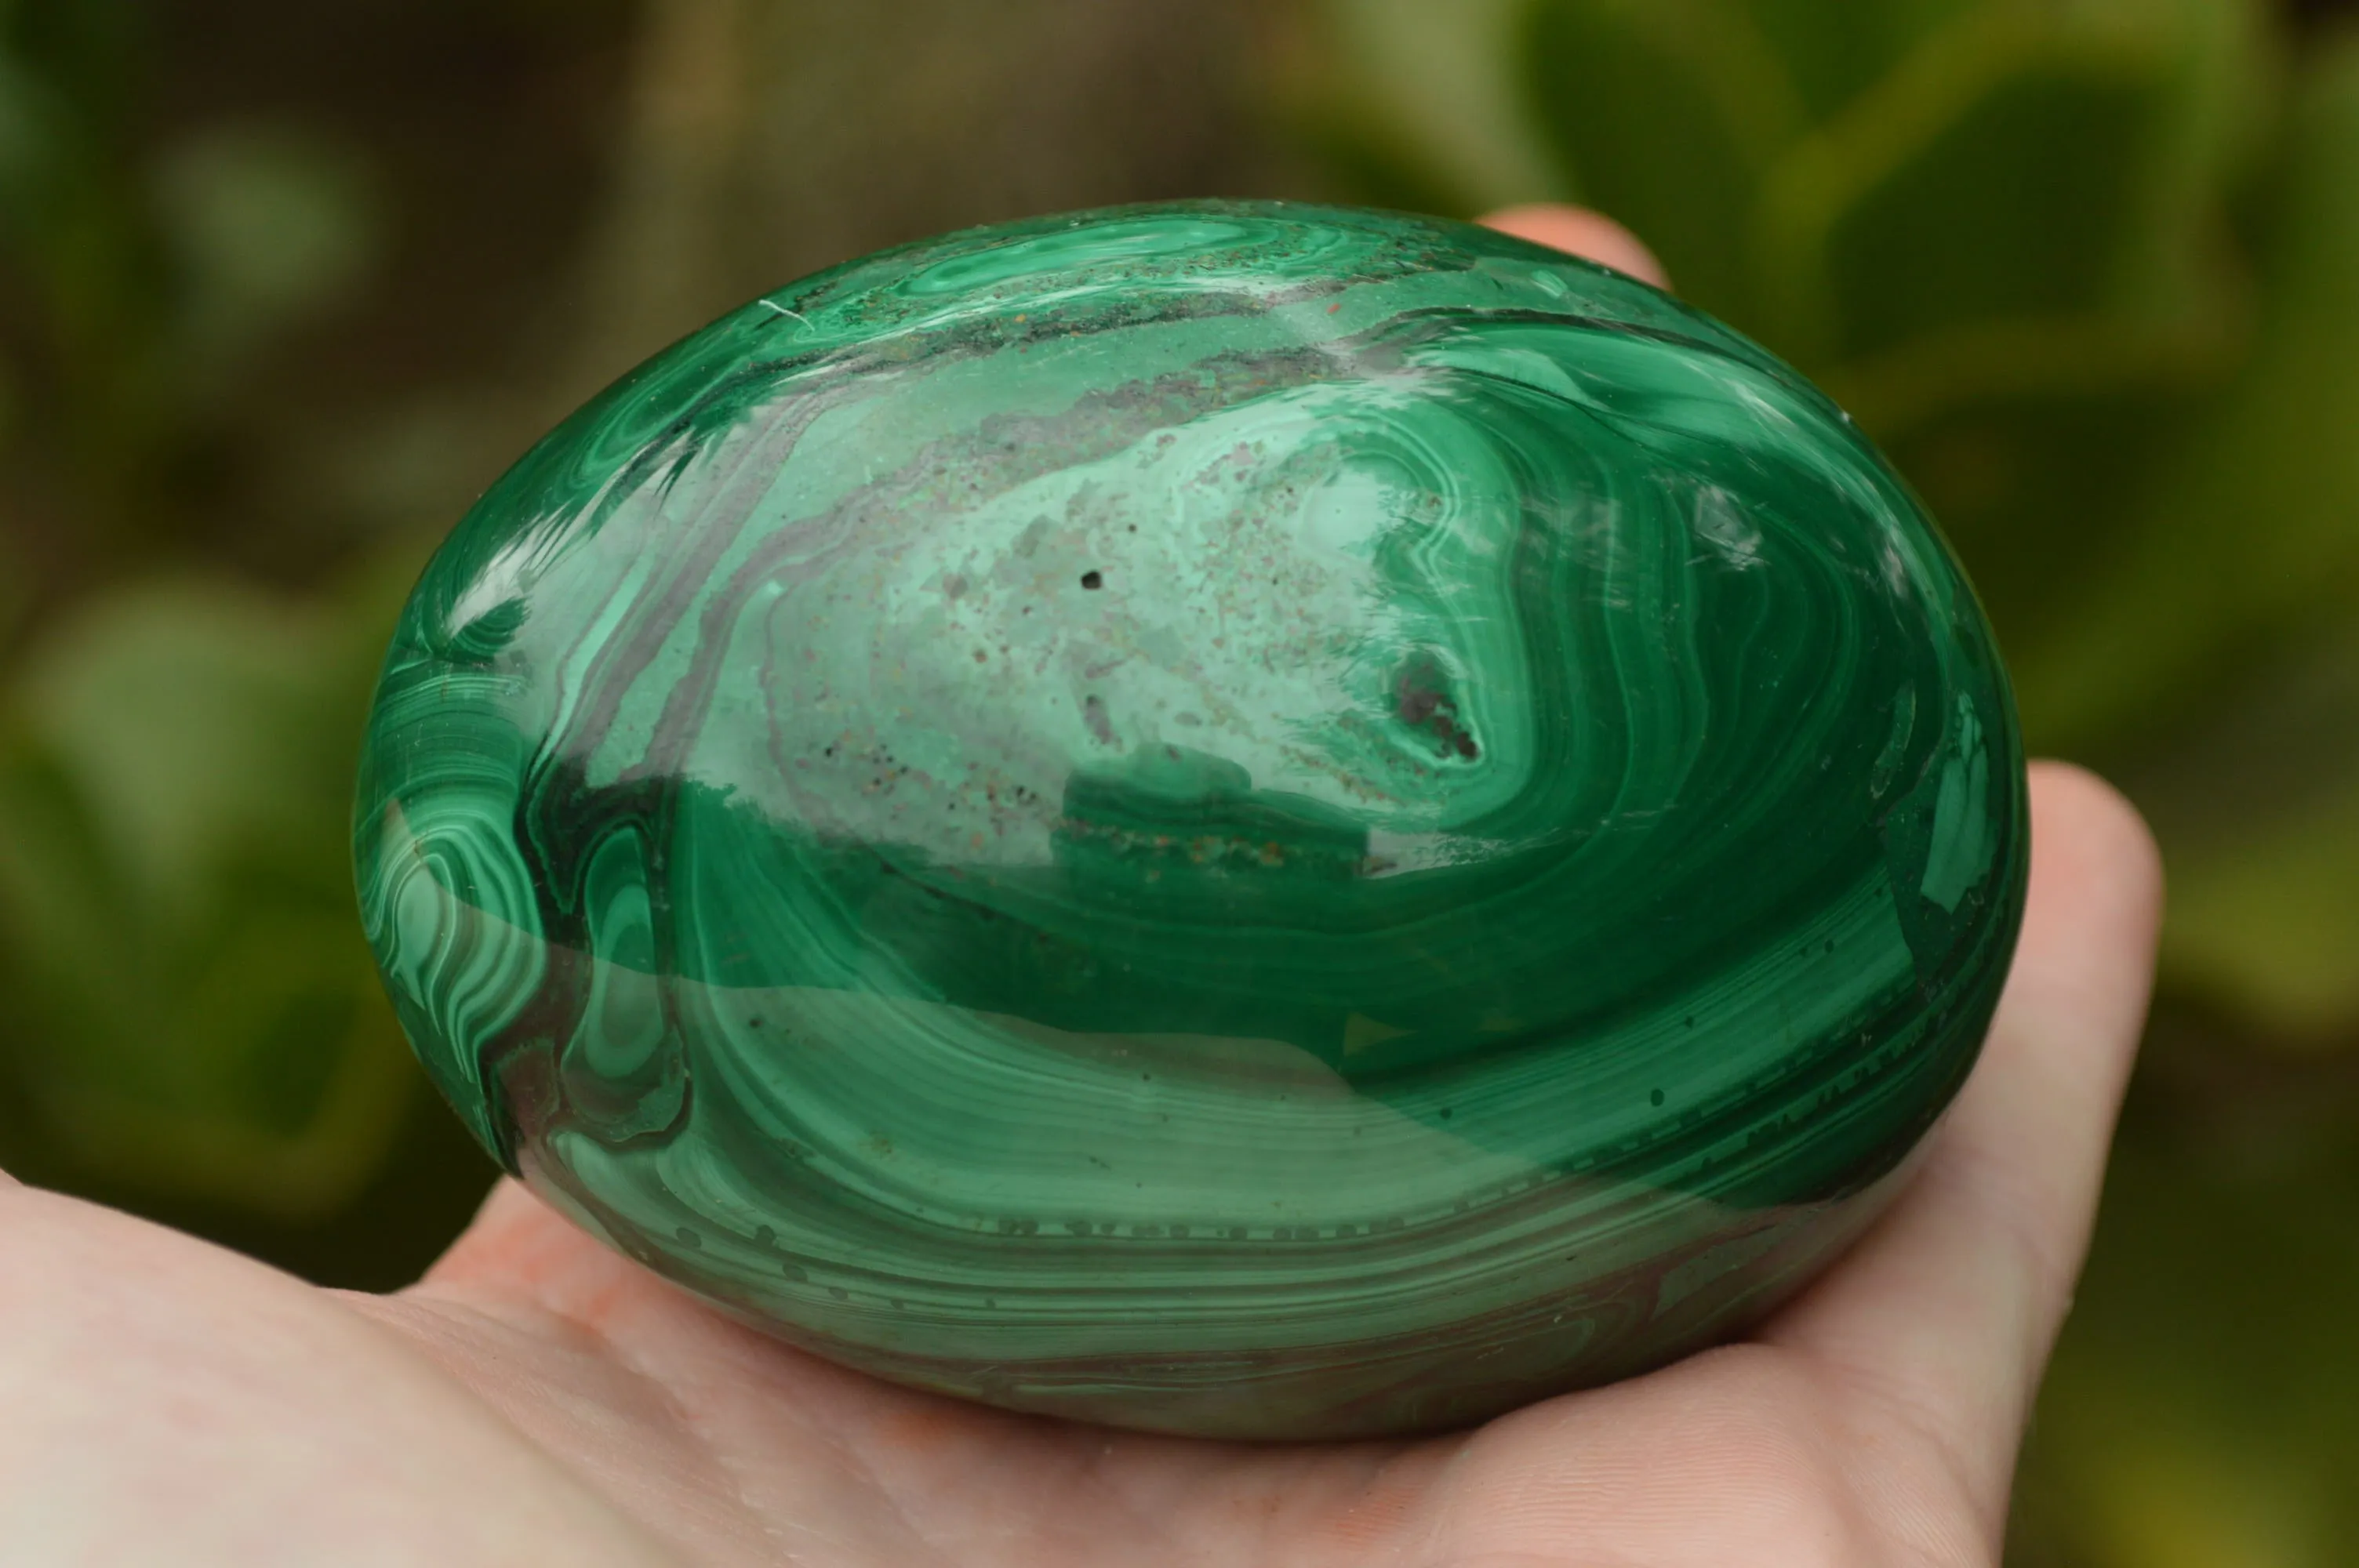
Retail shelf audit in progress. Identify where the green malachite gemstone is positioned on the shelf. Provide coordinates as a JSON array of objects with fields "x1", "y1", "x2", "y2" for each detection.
[{"x1": 355, "y1": 200, "x2": 2027, "y2": 1440}]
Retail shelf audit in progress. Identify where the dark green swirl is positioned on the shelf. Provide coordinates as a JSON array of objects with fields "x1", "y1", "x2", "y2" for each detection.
[{"x1": 356, "y1": 201, "x2": 2026, "y2": 1439}]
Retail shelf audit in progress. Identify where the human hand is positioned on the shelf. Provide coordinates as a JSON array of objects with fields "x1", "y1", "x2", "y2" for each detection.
[{"x1": 0, "y1": 212, "x2": 2163, "y2": 1567}]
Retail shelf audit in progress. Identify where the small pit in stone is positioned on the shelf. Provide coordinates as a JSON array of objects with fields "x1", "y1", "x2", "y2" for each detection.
[
  {"x1": 1394, "y1": 654, "x2": 1480, "y2": 760},
  {"x1": 1080, "y1": 569, "x2": 1103, "y2": 590}
]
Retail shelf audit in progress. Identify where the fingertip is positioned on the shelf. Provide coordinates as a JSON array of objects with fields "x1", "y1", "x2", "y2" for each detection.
[
  {"x1": 2025, "y1": 760, "x2": 2164, "y2": 930},
  {"x1": 2014, "y1": 764, "x2": 2165, "y2": 1053},
  {"x1": 1479, "y1": 204, "x2": 1670, "y2": 289}
]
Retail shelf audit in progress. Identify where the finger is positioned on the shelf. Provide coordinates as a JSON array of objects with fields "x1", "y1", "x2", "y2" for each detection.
[
  {"x1": 413, "y1": 1177, "x2": 630, "y2": 1301},
  {"x1": 1479, "y1": 203, "x2": 1670, "y2": 289},
  {"x1": 1761, "y1": 761, "x2": 2163, "y2": 1524}
]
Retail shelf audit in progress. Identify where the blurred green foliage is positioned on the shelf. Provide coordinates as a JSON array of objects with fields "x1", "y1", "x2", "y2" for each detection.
[
  {"x1": 1307, "y1": 0, "x2": 2359, "y2": 1560},
  {"x1": 1, "y1": 572, "x2": 402, "y2": 1216},
  {"x1": 4, "y1": 0, "x2": 2357, "y2": 1558},
  {"x1": 0, "y1": 2, "x2": 390, "y2": 1216},
  {"x1": 0, "y1": 0, "x2": 644, "y2": 1277}
]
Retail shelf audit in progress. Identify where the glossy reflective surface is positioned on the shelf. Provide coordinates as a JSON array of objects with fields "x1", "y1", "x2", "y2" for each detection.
[{"x1": 356, "y1": 201, "x2": 2027, "y2": 1439}]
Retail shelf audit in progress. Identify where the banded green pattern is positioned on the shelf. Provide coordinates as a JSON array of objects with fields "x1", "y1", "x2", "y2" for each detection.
[{"x1": 356, "y1": 201, "x2": 2026, "y2": 1439}]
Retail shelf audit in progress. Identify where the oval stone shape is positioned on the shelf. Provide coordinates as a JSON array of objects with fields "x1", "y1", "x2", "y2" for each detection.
[{"x1": 356, "y1": 200, "x2": 2027, "y2": 1440}]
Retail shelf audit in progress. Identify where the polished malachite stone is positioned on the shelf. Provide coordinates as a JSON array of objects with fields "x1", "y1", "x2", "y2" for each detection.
[{"x1": 355, "y1": 200, "x2": 2027, "y2": 1440}]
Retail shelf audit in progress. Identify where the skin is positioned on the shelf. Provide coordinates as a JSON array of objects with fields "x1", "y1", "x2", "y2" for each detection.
[{"x1": 0, "y1": 212, "x2": 2164, "y2": 1567}]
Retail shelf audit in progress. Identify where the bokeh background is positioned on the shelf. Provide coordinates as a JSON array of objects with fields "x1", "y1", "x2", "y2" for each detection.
[{"x1": 1, "y1": 1, "x2": 2354, "y2": 1559}]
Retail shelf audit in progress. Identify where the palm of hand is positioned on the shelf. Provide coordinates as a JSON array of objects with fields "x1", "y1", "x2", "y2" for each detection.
[{"x1": 2, "y1": 765, "x2": 2157, "y2": 1566}]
